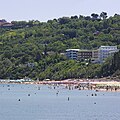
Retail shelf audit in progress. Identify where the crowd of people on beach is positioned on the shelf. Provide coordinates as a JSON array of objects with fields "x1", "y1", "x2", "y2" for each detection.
[{"x1": 1, "y1": 78, "x2": 120, "y2": 92}]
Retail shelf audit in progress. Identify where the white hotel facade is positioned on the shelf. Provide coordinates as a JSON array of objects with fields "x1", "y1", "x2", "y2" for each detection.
[
  {"x1": 66, "y1": 46, "x2": 119, "y2": 63},
  {"x1": 98, "y1": 46, "x2": 119, "y2": 63}
]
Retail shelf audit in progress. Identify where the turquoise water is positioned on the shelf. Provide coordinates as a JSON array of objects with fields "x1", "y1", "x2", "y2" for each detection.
[{"x1": 0, "y1": 84, "x2": 120, "y2": 120}]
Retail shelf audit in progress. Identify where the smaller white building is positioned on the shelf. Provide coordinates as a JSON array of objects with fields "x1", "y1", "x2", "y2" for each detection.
[{"x1": 66, "y1": 49, "x2": 80, "y2": 60}]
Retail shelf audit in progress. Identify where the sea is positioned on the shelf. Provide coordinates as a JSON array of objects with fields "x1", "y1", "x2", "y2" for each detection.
[{"x1": 0, "y1": 83, "x2": 120, "y2": 120}]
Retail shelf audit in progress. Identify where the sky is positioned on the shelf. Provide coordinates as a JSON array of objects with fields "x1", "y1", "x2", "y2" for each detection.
[{"x1": 0, "y1": 0, "x2": 120, "y2": 22}]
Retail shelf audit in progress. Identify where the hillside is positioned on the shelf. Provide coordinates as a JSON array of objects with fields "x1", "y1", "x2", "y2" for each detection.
[
  {"x1": 100, "y1": 51, "x2": 120, "y2": 79},
  {"x1": 0, "y1": 12, "x2": 120, "y2": 80}
]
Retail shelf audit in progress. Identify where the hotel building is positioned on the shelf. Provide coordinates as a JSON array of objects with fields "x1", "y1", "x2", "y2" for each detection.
[
  {"x1": 65, "y1": 49, "x2": 80, "y2": 60},
  {"x1": 98, "y1": 46, "x2": 118, "y2": 63},
  {"x1": 66, "y1": 46, "x2": 118, "y2": 63}
]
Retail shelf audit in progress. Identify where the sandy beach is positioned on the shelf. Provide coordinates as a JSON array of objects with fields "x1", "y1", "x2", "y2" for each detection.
[{"x1": 1, "y1": 78, "x2": 120, "y2": 92}]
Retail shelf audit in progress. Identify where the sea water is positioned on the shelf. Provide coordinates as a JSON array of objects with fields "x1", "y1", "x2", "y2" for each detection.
[{"x1": 0, "y1": 84, "x2": 120, "y2": 120}]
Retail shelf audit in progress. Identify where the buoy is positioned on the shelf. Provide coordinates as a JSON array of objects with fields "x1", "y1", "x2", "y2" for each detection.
[{"x1": 18, "y1": 99, "x2": 21, "y2": 101}]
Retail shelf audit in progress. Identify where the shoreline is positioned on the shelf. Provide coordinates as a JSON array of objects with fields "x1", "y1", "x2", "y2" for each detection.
[{"x1": 1, "y1": 79, "x2": 120, "y2": 92}]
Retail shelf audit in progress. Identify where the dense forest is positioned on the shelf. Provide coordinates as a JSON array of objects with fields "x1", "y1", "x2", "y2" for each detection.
[{"x1": 0, "y1": 12, "x2": 120, "y2": 80}]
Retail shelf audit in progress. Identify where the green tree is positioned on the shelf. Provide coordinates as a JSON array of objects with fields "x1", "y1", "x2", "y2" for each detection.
[{"x1": 100, "y1": 12, "x2": 107, "y2": 20}]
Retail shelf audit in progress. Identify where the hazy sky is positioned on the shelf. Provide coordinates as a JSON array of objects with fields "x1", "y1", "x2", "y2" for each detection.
[{"x1": 0, "y1": 0, "x2": 120, "y2": 22}]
